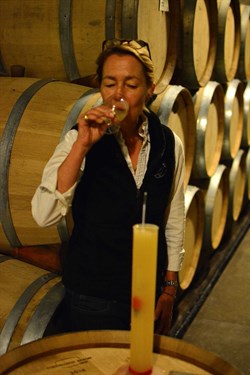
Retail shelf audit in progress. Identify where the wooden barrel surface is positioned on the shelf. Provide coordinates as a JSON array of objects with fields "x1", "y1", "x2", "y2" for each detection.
[
  {"x1": 221, "y1": 79, "x2": 244, "y2": 160},
  {"x1": 150, "y1": 85, "x2": 196, "y2": 188},
  {"x1": 178, "y1": 185, "x2": 205, "y2": 291},
  {"x1": 241, "y1": 80, "x2": 250, "y2": 148},
  {"x1": 0, "y1": 256, "x2": 64, "y2": 355},
  {"x1": 0, "y1": 77, "x2": 94, "y2": 250},
  {"x1": 188, "y1": 164, "x2": 230, "y2": 278},
  {"x1": 191, "y1": 81, "x2": 225, "y2": 179},
  {"x1": 3, "y1": 245, "x2": 62, "y2": 274},
  {"x1": 213, "y1": 0, "x2": 241, "y2": 83},
  {"x1": 228, "y1": 148, "x2": 247, "y2": 222},
  {"x1": 202, "y1": 164, "x2": 230, "y2": 251},
  {"x1": 0, "y1": 330, "x2": 241, "y2": 375},
  {"x1": 236, "y1": 5, "x2": 250, "y2": 80},
  {"x1": 0, "y1": 0, "x2": 180, "y2": 94},
  {"x1": 174, "y1": 0, "x2": 218, "y2": 88},
  {"x1": 245, "y1": 147, "x2": 250, "y2": 201},
  {"x1": 242, "y1": 146, "x2": 250, "y2": 210}
]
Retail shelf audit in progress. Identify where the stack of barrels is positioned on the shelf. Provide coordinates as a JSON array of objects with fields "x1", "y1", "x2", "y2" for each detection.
[
  {"x1": 149, "y1": 0, "x2": 250, "y2": 291},
  {"x1": 0, "y1": 0, "x2": 249, "y2": 352}
]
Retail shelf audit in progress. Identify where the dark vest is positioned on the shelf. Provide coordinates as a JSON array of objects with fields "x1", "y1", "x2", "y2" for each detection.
[{"x1": 62, "y1": 111, "x2": 175, "y2": 302}]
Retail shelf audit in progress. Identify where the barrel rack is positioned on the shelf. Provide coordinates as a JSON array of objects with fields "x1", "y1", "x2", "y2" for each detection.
[{"x1": 170, "y1": 202, "x2": 250, "y2": 338}]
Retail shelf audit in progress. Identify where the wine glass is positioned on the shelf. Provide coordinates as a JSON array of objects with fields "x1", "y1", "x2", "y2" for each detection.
[{"x1": 103, "y1": 95, "x2": 129, "y2": 134}]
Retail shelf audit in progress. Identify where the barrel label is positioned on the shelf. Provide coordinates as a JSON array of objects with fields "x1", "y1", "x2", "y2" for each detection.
[{"x1": 159, "y1": 0, "x2": 169, "y2": 12}]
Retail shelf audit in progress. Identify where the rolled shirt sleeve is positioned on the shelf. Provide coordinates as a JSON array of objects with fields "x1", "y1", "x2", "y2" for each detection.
[
  {"x1": 31, "y1": 130, "x2": 82, "y2": 227},
  {"x1": 164, "y1": 133, "x2": 186, "y2": 271}
]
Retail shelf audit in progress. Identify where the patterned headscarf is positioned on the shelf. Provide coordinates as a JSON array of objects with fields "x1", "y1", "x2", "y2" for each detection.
[{"x1": 102, "y1": 39, "x2": 154, "y2": 84}]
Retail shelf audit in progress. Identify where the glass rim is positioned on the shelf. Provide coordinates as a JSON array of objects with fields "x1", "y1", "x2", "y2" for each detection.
[{"x1": 133, "y1": 223, "x2": 159, "y2": 230}]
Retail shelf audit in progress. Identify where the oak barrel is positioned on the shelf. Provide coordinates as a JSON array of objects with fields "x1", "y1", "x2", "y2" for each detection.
[
  {"x1": 228, "y1": 149, "x2": 247, "y2": 222},
  {"x1": 241, "y1": 80, "x2": 250, "y2": 149},
  {"x1": 4, "y1": 245, "x2": 62, "y2": 274},
  {"x1": 200, "y1": 164, "x2": 230, "y2": 252},
  {"x1": 213, "y1": 0, "x2": 241, "y2": 83},
  {"x1": 150, "y1": 85, "x2": 196, "y2": 188},
  {"x1": 239, "y1": 0, "x2": 250, "y2": 4},
  {"x1": 0, "y1": 0, "x2": 180, "y2": 94},
  {"x1": 245, "y1": 147, "x2": 250, "y2": 201},
  {"x1": 191, "y1": 81, "x2": 225, "y2": 179},
  {"x1": 178, "y1": 185, "x2": 205, "y2": 291},
  {"x1": 0, "y1": 77, "x2": 95, "y2": 250},
  {"x1": 189, "y1": 164, "x2": 230, "y2": 279},
  {"x1": 173, "y1": 0, "x2": 218, "y2": 88},
  {"x1": 0, "y1": 330, "x2": 241, "y2": 375},
  {"x1": 236, "y1": 5, "x2": 250, "y2": 80},
  {"x1": 242, "y1": 146, "x2": 250, "y2": 209},
  {"x1": 221, "y1": 79, "x2": 244, "y2": 160},
  {"x1": 0, "y1": 256, "x2": 64, "y2": 355}
]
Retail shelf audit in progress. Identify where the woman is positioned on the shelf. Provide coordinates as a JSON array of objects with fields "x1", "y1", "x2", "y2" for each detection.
[{"x1": 31, "y1": 39, "x2": 185, "y2": 335}]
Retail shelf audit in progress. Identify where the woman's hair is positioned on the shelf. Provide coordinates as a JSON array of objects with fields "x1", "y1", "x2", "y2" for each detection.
[{"x1": 95, "y1": 39, "x2": 154, "y2": 87}]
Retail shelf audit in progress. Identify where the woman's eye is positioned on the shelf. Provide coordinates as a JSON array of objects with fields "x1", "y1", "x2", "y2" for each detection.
[{"x1": 127, "y1": 84, "x2": 137, "y2": 89}]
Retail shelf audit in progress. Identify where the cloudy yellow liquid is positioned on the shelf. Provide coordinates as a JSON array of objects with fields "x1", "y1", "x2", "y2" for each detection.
[
  {"x1": 114, "y1": 108, "x2": 127, "y2": 122},
  {"x1": 130, "y1": 224, "x2": 159, "y2": 374}
]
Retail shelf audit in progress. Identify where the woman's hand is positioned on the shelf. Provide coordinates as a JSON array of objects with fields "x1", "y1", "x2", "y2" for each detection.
[
  {"x1": 154, "y1": 293, "x2": 175, "y2": 335},
  {"x1": 57, "y1": 104, "x2": 115, "y2": 194},
  {"x1": 76, "y1": 105, "x2": 115, "y2": 149}
]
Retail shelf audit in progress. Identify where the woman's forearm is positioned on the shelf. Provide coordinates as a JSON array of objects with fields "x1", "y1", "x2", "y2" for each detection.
[{"x1": 57, "y1": 140, "x2": 89, "y2": 193}]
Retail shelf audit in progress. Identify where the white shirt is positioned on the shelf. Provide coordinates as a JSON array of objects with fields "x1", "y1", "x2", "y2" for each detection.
[{"x1": 31, "y1": 123, "x2": 185, "y2": 271}]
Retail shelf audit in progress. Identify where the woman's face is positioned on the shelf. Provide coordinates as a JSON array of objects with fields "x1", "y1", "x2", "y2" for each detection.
[{"x1": 100, "y1": 54, "x2": 154, "y2": 127}]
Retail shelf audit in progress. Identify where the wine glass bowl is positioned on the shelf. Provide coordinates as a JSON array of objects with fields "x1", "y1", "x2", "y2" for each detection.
[{"x1": 103, "y1": 96, "x2": 129, "y2": 134}]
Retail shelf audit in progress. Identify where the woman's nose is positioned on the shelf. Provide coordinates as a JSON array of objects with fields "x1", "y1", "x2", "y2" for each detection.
[{"x1": 114, "y1": 86, "x2": 124, "y2": 98}]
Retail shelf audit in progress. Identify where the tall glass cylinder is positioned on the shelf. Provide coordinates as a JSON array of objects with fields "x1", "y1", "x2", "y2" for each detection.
[{"x1": 130, "y1": 224, "x2": 159, "y2": 374}]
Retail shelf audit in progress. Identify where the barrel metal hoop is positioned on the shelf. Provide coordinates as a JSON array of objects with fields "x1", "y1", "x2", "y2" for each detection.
[
  {"x1": 105, "y1": 0, "x2": 116, "y2": 39},
  {"x1": 121, "y1": 0, "x2": 139, "y2": 39},
  {"x1": 203, "y1": 164, "x2": 229, "y2": 248},
  {"x1": 59, "y1": 0, "x2": 80, "y2": 81},
  {"x1": 60, "y1": 88, "x2": 99, "y2": 140},
  {"x1": 21, "y1": 281, "x2": 65, "y2": 345},
  {"x1": 215, "y1": 0, "x2": 241, "y2": 81},
  {"x1": 57, "y1": 88, "x2": 99, "y2": 243},
  {"x1": 222, "y1": 79, "x2": 244, "y2": 159},
  {"x1": 0, "y1": 78, "x2": 55, "y2": 248},
  {"x1": 0, "y1": 272, "x2": 57, "y2": 355},
  {"x1": 182, "y1": 0, "x2": 218, "y2": 87},
  {"x1": 195, "y1": 82, "x2": 219, "y2": 174},
  {"x1": 157, "y1": 86, "x2": 183, "y2": 125}
]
